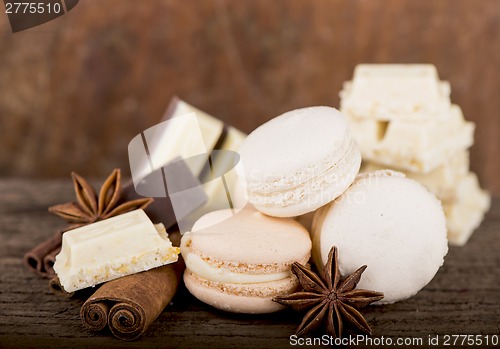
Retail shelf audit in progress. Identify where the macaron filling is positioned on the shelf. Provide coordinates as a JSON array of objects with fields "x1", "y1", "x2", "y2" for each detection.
[
  {"x1": 244, "y1": 135, "x2": 352, "y2": 194},
  {"x1": 248, "y1": 139, "x2": 360, "y2": 208},
  {"x1": 184, "y1": 252, "x2": 292, "y2": 284}
]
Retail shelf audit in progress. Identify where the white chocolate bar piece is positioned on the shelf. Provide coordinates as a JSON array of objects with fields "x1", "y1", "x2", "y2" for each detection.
[
  {"x1": 54, "y1": 210, "x2": 180, "y2": 292},
  {"x1": 347, "y1": 105, "x2": 474, "y2": 173},
  {"x1": 443, "y1": 173, "x2": 491, "y2": 246},
  {"x1": 129, "y1": 98, "x2": 225, "y2": 184},
  {"x1": 340, "y1": 64, "x2": 451, "y2": 122},
  {"x1": 199, "y1": 127, "x2": 247, "y2": 212},
  {"x1": 181, "y1": 127, "x2": 248, "y2": 230},
  {"x1": 165, "y1": 98, "x2": 225, "y2": 156},
  {"x1": 129, "y1": 113, "x2": 214, "y2": 183},
  {"x1": 361, "y1": 151, "x2": 469, "y2": 201}
]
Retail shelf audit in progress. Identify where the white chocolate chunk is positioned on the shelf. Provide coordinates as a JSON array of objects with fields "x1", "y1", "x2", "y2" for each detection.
[
  {"x1": 197, "y1": 127, "x2": 248, "y2": 214},
  {"x1": 347, "y1": 105, "x2": 474, "y2": 173},
  {"x1": 443, "y1": 173, "x2": 491, "y2": 246},
  {"x1": 340, "y1": 64, "x2": 451, "y2": 122},
  {"x1": 340, "y1": 63, "x2": 489, "y2": 246},
  {"x1": 180, "y1": 126, "x2": 248, "y2": 232},
  {"x1": 361, "y1": 151, "x2": 469, "y2": 201},
  {"x1": 129, "y1": 99, "x2": 225, "y2": 185},
  {"x1": 53, "y1": 209, "x2": 180, "y2": 293},
  {"x1": 164, "y1": 99, "x2": 248, "y2": 219},
  {"x1": 167, "y1": 99, "x2": 225, "y2": 157}
]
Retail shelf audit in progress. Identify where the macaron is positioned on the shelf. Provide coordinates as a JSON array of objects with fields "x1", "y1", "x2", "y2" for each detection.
[
  {"x1": 180, "y1": 206, "x2": 311, "y2": 313},
  {"x1": 312, "y1": 170, "x2": 448, "y2": 304},
  {"x1": 238, "y1": 106, "x2": 361, "y2": 217}
]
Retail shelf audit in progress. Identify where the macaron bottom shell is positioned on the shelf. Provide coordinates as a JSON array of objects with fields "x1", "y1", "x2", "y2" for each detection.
[{"x1": 184, "y1": 270, "x2": 298, "y2": 314}]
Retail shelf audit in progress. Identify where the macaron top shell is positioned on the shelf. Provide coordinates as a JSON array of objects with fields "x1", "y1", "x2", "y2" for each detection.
[
  {"x1": 182, "y1": 207, "x2": 311, "y2": 267},
  {"x1": 313, "y1": 170, "x2": 448, "y2": 304},
  {"x1": 238, "y1": 106, "x2": 351, "y2": 192}
]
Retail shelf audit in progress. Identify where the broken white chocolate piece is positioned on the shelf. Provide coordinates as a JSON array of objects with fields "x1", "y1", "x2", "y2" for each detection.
[
  {"x1": 348, "y1": 105, "x2": 474, "y2": 173},
  {"x1": 53, "y1": 209, "x2": 180, "y2": 293},
  {"x1": 361, "y1": 151, "x2": 469, "y2": 201},
  {"x1": 340, "y1": 64, "x2": 451, "y2": 122},
  {"x1": 181, "y1": 127, "x2": 248, "y2": 229},
  {"x1": 198, "y1": 126, "x2": 248, "y2": 213},
  {"x1": 443, "y1": 173, "x2": 491, "y2": 246},
  {"x1": 129, "y1": 98, "x2": 225, "y2": 185},
  {"x1": 163, "y1": 98, "x2": 225, "y2": 157}
]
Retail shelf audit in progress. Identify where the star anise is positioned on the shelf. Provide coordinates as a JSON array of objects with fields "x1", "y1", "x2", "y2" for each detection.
[
  {"x1": 273, "y1": 246, "x2": 383, "y2": 338},
  {"x1": 49, "y1": 169, "x2": 153, "y2": 229}
]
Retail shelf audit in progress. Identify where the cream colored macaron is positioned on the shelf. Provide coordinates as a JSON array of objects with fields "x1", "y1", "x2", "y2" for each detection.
[
  {"x1": 181, "y1": 206, "x2": 311, "y2": 313},
  {"x1": 238, "y1": 106, "x2": 361, "y2": 217},
  {"x1": 312, "y1": 170, "x2": 448, "y2": 304}
]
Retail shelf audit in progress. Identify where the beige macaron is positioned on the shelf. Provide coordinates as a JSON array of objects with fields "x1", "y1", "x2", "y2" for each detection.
[{"x1": 181, "y1": 206, "x2": 312, "y2": 313}]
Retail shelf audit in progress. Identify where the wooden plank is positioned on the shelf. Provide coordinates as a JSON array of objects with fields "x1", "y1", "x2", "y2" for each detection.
[{"x1": 0, "y1": 180, "x2": 499, "y2": 348}]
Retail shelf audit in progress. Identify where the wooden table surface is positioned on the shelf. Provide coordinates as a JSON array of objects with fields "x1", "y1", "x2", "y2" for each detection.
[{"x1": 1, "y1": 179, "x2": 499, "y2": 348}]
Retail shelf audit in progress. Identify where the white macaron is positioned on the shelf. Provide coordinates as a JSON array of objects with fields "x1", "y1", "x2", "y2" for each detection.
[
  {"x1": 312, "y1": 170, "x2": 448, "y2": 304},
  {"x1": 238, "y1": 106, "x2": 361, "y2": 217}
]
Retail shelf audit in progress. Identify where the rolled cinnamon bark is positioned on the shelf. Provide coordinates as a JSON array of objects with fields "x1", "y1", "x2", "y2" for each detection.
[
  {"x1": 83, "y1": 302, "x2": 109, "y2": 332},
  {"x1": 80, "y1": 264, "x2": 180, "y2": 341},
  {"x1": 43, "y1": 246, "x2": 61, "y2": 278},
  {"x1": 23, "y1": 230, "x2": 63, "y2": 277}
]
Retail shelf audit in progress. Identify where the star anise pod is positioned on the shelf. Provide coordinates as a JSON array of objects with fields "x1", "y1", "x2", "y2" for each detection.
[
  {"x1": 273, "y1": 246, "x2": 383, "y2": 338},
  {"x1": 49, "y1": 169, "x2": 153, "y2": 230}
]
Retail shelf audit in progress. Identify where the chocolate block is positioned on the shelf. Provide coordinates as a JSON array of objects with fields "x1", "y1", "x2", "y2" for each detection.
[
  {"x1": 347, "y1": 104, "x2": 474, "y2": 173},
  {"x1": 340, "y1": 64, "x2": 451, "y2": 122},
  {"x1": 53, "y1": 209, "x2": 180, "y2": 293},
  {"x1": 162, "y1": 96, "x2": 225, "y2": 161},
  {"x1": 127, "y1": 96, "x2": 247, "y2": 232},
  {"x1": 443, "y1": 173, "x2": 491, "y2": 246},
  {"x1": 163, "y1": 97, "x2": 248, "y2": 223}
]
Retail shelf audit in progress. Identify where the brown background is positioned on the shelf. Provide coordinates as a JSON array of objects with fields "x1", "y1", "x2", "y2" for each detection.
[{"x1": 0, "y1": 0, "x2": 499, "y2": 193}]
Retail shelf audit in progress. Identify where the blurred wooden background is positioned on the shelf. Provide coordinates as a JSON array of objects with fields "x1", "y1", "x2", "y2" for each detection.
[{"x1": 0, "y1": 0, "x2": 499, "y2": 194}]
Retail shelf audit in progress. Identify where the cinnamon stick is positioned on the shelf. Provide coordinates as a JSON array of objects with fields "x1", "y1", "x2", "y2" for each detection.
[
  {"x1": 23, "y1": 230, "x2": 63, "y2": 277},
  {"x1": 80, "y1": 263, "x2": 182, "y2": 341},
  {"x1": 43, "y1": 246, "x2": 61, "y2": 278}
]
